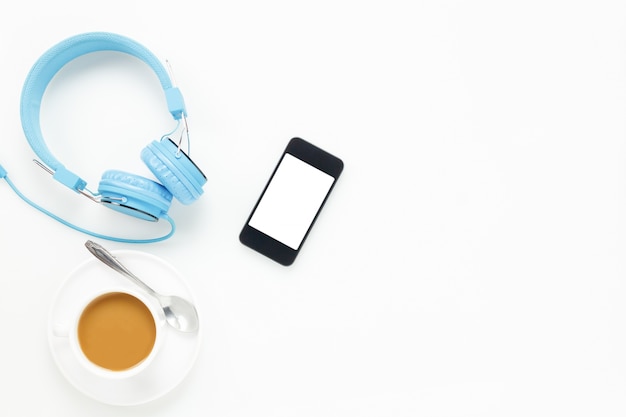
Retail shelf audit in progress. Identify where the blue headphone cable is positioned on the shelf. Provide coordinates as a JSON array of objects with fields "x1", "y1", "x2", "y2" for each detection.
[{"x1": 0, "y1": 163, "x2": 176, "y2": 243}]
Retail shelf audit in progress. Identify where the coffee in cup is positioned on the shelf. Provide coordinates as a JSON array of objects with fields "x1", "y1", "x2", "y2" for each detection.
[
  {"x1": 78, "y1": 291, "x2": 157, "y2": 371},
  {"x1": 54, "y1": 287, "x2": 164, "y2": 378}
]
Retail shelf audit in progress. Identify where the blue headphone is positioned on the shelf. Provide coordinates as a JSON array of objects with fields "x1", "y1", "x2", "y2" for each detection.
[{"x1": 0, "y1": 32, "x2": 206, "y2": 243}]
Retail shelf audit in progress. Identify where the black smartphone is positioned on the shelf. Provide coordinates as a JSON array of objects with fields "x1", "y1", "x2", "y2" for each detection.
[{"x1": 239, "y1": 137, "x2": 344, "y2": 266}]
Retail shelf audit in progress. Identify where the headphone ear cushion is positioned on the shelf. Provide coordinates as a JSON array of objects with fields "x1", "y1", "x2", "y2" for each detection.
[
  {"x1": 141, "y1": 139, "x2": 206, "y2": 205},
  {"x1": 98, "y1": 170, "x2": 173, "y2": 221},
  {"x1": 142, "y1": 147, "x2": 194, "y2": 205}
]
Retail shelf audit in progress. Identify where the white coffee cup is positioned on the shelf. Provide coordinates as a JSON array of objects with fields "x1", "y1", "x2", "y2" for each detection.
[{"x1": 53, "y1": 287, "x2": 166, "y2": 379}]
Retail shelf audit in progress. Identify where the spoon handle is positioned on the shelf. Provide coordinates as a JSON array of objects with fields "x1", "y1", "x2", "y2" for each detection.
[{"x1": 84, "y1": 240, "x2": 157, "y2": 296}]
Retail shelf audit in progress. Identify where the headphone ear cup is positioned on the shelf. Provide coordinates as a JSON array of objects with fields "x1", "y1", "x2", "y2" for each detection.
[
  {"x1": 141, "y1": 139, "x2": 206, "y2": 205},
  {"x1": 98, "y1": 170, "x2": 173, "y2": 221}
]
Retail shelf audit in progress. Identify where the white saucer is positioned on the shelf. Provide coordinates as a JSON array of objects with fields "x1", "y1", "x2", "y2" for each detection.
[{"x1": 48, "y1": 250, "x2": 201, "y2": 406}]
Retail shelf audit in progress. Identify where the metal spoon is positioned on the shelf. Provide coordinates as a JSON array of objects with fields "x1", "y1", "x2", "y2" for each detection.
[{"x1": 84, "y1": 240, "x2": 199, "y2": 333}]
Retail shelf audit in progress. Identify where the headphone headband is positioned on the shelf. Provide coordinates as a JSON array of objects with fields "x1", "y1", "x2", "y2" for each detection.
[{"x1": 20, "y1": 32, "x2": 187, "y2": 191}]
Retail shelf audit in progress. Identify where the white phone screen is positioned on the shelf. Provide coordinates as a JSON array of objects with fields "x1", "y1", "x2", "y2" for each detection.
[{"x1": 248, "y1": 153, "x2": 334, "y2": 250}]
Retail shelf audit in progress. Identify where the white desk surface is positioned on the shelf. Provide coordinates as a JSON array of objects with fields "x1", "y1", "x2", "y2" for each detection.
[{"x1": 2, "y1": 1, "x2": 626, "y2": 416}]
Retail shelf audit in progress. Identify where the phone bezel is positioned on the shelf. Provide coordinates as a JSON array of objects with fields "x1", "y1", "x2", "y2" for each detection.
[{"x1": 239, "y1": 137, "x2": 344, "y2": 266}]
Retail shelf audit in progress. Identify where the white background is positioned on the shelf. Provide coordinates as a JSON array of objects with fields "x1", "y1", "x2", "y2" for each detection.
[{"x1": 1, "y1": 1, "x2": 626, "y2": 416}]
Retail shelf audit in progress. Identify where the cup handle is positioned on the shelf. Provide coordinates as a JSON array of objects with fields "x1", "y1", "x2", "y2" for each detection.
[{"x1": 52, "y1": 322, "x2": 69, "y2": 338}]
